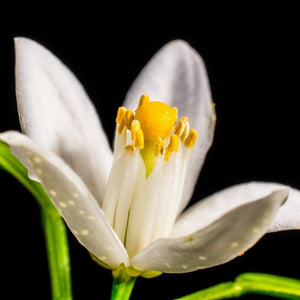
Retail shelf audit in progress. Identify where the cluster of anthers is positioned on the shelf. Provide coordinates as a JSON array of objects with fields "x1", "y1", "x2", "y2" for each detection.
[{"x1": 115, "y1": 94, "x2": 197, "y2": 176}]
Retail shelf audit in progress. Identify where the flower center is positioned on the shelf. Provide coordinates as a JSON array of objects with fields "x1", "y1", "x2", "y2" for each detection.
[{"x1": 115, "y1": 94, "x2": 197, "y2": 177}]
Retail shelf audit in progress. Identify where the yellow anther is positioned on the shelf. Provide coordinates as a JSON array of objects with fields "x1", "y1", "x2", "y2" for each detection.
[
  {"x1": 138, "y1": 94, "x2": 150, "y2": 107},
  {"x1": 116, "y1": 106, "x2": 127, "y2": 124},
  {"x1": 174, "y1": 120, "x2": 185, "y2": 137},
  {"x1": 174, "y1": 117, "x2": 188, "y2": 137},
  {"x1": 181, "y1": 120, "x2": 190, "y2": 142},
  {"x1": 165, "y1": 134, "x2": 179, "y2": 161},
  {"x1": 184, "y1": 129, "x2": 198, "y2": 148},
  {"x1": 169, "y1": 134, "x2": 179, "y2": 152},
  {"x1": 124, "y1": 110, "x2": 134, "y2": 129},
  {"x1": 125, "y1": 144, "x2": 135, "y2": 153},
  {"x1": 175, "y1": 117, "x2": 190, "y2": 142},
  {"x1": 154, "y1": 137, "x2": 164, "y2": 155},
  {"x1": 164, "y1": 152, "x2": 171, "y2": 162},
  {"x1": 116, "y1": 107, "x2": 127, "y2": 134},
  {"x1": 181, "y1": 116, "x2": 190, "y2": 123},
  {"x1": 131, "y1": 120, "x2": 144, "y2": 149},
  {"x1": 117, "y1": 118, "x2": 126, "y2": 134},
  {"x1": 135, "y1": 100, "x2": 177, "y2": 141}
]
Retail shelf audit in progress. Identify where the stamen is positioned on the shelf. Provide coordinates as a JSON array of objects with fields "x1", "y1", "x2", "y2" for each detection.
[
  {"x1": 184, "y1": 129, "x2": 198, "y2": 148},
  {"x1": 125, "y1": 144, "x2": 135, "y2": 153},
  {"x1": 180, "y1": 119, "x2": 190, "y2": 142},
  {"x1": 118, "y1": 118, "x2": 126, "y2": 134},
  {"x1": 138, "y1": 94, "x2": 150, "y2": 107},
  {"x1": 154, "y1": 137, "x2": 164, "y2": 155},
  {"x1": 174, "y1": 118, "x2": 185, "y2": 137},
  {"x1": 175, "y1": 117, "x2": 190, "y2": 142},
  {"x1": 116, "y1": 107, "x2": 127, "y2": 134},
  {"x1": 116, "y1": 106, "x2": 127, "y2": 124},
  {"x1": 124, "y1": 110, "x2": 134, "y2": 130},
  {"x1": 131, "y1": 120, "x2": 144, "y2": 149},
  {"x1": 165, "y1": 134, "x2": 179, "y2": 161}
]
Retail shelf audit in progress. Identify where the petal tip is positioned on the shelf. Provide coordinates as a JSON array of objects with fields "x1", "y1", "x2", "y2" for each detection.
[
  {"x1": 14, "y1": 36, "x2": 35, "y2": 49},
  {"x1": 163, "y1": 39, "x2": 199, "y2": 57}
]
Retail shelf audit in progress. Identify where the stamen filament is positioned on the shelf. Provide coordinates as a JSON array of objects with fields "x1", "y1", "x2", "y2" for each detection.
[{"x1": 104, "y1": 95, "x2": 200, "y2": 261}]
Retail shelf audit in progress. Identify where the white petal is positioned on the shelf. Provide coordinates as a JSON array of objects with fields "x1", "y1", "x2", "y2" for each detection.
[
  {"x1": 14, "y1": 37, "x2": 112, "y2": 205},
  {"x1": 131, "y1": 188, "x2": 288, "y2": 273},
  {"x1": 0, "y1": 131, "x2": 128, "y2": 269},
  {"x1": 268, "y1": 187, "x2": 300, "y2": 232},
  {"x1": 172, "y1": 182, "x2": 288, "y2": 238},
  {"x1": 123, "y1": 40, "x2": 216, "y2": 213}
]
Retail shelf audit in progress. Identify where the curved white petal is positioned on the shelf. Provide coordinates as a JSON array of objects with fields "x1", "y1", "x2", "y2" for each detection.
[
  {"x1": 268, "y1": 187, "x2": 300, "y2": 232},
  {"x1": 131, "y1": 188, "x2": 288, "y2": 273},
  {"x1": 172, "y1": 182, "x2": 288, "y2": 237},
  {"x1": 123, "y1": 40, "x2": 216, "y2": 213},
  {"x1": 0, "y1": 131, "x2": 128, "y2": 269},
  {"x1": 15, "y1": 37, "x2": 112, "y2": 205}
]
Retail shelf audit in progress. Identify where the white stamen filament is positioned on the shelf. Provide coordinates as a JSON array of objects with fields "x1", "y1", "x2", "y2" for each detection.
[
  {"x1": 102, "y1": 98, "x2": 197, "y2": 259},
  {"x1": 102, "y1": 127, "x2": 191, "y2": 258}
]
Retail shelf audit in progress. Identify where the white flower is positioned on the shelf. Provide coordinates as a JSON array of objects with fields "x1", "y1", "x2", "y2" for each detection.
[{"x1": 1, "y1": 38, "x2": 299, "y2": 278}]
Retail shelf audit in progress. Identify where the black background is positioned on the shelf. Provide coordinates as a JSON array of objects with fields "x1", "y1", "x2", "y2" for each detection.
[{"x1": 0, "y1": 5, "x2": 299, "y2": 300}]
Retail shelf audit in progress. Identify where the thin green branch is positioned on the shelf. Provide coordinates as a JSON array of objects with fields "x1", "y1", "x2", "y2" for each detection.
[
  {"x1": 176, "y1": 273, "x2": 300, "y2": 300},
  {"x1": 0, "y1": 142, "x2": 72, "y2": 300}
]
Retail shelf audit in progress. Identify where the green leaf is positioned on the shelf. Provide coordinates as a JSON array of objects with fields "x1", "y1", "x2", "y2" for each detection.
[{"x1": 0, "y1": 141, "x2": 72, "y2": 300}]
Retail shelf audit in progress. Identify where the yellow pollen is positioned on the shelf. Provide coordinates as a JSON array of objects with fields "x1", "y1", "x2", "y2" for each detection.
[
  {"x1": 131, "y1": 120, "x2": 144, "y2": 149},
  {"x1": 134, "y1": 95, "x2": 178, "y2": 141},
  {"x1": 184, "y1": 129, "x2": 198, "y2": 148}
]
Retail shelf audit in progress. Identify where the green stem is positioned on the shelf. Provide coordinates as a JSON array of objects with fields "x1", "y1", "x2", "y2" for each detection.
[
  {"x1": 176, "y1": 273, "x2": 300, "y2": 300},
  {"x1": 0, "y1": 142, "x2": 72, "y2": 300},
  {"x1": 41, "y1": 209, "x2": 72, "y2": 300},
  {"x1": 110, "y1": 277, "x2": 136, "y2": 300}
]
